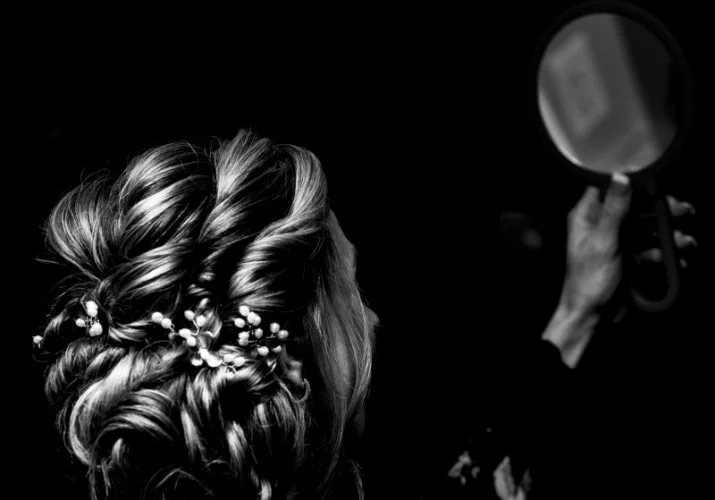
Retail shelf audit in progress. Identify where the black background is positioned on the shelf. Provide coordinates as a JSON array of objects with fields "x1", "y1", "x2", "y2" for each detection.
[{"x1": 8, "y1": 2, "x2": 713, "y2": 499}]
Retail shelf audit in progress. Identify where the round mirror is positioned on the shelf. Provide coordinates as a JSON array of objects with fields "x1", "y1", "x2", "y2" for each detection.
[{"x1": 537, "y1": 12, "x2": 684, "y2": 175}]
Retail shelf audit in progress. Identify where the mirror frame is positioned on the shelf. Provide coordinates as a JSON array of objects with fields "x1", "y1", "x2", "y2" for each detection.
[{"x1": 532, "y1": 1, "x2": 693, "y2": 187}]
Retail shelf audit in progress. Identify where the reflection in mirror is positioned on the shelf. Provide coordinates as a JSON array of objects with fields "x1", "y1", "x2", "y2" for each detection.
[{"x1": 538, "y1": 13, "x2": 679, "y2": 174}]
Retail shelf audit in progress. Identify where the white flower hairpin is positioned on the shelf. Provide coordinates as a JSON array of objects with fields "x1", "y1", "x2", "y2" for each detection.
[
  {"x1": 234, "y1": 304, "x2": 289, "y2": 356},
  {"x1": 76, "y1": 300, "x2": 103, "y2": 336},
  {"x1": 31, "y1": 299, "x2": 291, "y2": 374},
  {"x1": 151, "y1": 304, "x2": 290, "y2": 370},
  {"x1": 32, "y1": 300, "x2": 104, "y2": 349}
]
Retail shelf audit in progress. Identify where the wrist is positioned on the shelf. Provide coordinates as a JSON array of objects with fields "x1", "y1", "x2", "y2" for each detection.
[
  {"x1": 541, "y1": 299, "x2": 600, "y2": 368},
  {"x1": 557, "y1": 282, "x2": 598, "y2": 317}
]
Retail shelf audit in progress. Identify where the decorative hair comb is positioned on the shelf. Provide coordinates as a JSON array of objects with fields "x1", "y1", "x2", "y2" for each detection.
[
  {"x1": 32, "y1": 299, "x2": 290, "y2": 373},
  {"x1": 154, "y1": 304, "x2": 290, "y2": 369},
  {"x1": 32, "y1": 299, "x2": 310, "y2": 403}
]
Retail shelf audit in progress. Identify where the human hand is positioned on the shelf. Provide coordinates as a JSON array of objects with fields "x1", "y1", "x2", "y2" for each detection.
[
  {"x1": 544, "y1": 175, "x2": 699, "y2": 367},
  {"x1": 560, "y1": 172, "x2": 632, "y2": 315}
]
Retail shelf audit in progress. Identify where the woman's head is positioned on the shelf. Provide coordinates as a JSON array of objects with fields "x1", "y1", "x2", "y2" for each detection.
[{"x1": 37, "y1": 131, "x2": 376, "y2": 500}]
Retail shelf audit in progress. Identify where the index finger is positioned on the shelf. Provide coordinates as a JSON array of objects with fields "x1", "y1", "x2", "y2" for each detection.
[
  {"x1": 599, "y1": 172, "x2": 632, "y2": 233},
  {"x1": 569, "y1": 186, "x2": 601, "y2": 228}
]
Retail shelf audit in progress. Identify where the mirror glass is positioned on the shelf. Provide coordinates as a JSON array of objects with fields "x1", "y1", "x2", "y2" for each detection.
[{"x1": 538, "y1": 13, "x2": 680, "y2": 174}]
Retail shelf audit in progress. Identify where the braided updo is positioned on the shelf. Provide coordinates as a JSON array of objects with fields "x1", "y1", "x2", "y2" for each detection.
[{"x1": 37, "y1": 131, "x2": 373, "y2": 500}]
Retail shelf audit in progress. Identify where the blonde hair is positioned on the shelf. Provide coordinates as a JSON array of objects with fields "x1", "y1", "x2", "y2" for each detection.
[{"x1": 39, "y1": 131, "x2": 372, "y2": 500}]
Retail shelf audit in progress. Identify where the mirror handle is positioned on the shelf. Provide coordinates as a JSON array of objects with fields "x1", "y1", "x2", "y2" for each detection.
[{"x1": 628, "y1": 173, "x2": 681, "y2": 312}]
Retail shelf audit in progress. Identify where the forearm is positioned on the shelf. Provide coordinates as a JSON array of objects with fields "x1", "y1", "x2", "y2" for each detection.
[{"x1": 541, "y1": 298, "x2": 600, "y2": 369}]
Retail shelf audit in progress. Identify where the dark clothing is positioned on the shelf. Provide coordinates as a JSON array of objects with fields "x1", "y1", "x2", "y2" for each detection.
[
  {"x1": 439, "y1": 297, "x2": 708, "y2": 500},
  {"x1": 441, "y1": 339, "x2": 575, "y2": 499}
]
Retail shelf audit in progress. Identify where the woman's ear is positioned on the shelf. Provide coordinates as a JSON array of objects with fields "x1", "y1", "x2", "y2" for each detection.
[{"x1": 278, "y1": 346, "x2": 304, "y2": 387}]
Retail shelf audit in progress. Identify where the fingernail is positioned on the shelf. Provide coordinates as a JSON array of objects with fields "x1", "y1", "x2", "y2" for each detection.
[{"x1": 612, "y1": 172, "x2": 629, "y2": 187}]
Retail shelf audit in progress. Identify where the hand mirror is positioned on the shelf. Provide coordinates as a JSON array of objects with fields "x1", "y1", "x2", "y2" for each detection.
[{"x1": 536, "y1": 4, "x2": 692, "y2": 313}]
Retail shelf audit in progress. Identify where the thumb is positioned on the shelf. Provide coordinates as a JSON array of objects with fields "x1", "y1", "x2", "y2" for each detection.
[{"x1": 599, "y1": 171, "x2": 632, "y2": 232}]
